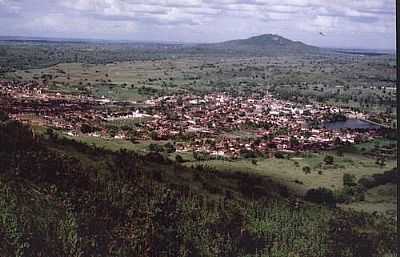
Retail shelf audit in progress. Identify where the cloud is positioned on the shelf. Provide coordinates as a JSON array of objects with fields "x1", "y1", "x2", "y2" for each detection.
[
  {"x1": 0, "y1": 0, "x2": 22, "y2": 15},
  {"x1": 0, "y1": 0, "x2": 395, "y2": 49}
]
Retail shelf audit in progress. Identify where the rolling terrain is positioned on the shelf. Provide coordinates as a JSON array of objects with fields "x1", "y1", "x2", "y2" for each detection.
[
  {"x1": 0, "y1": 34, "x2": 323, "y2": 73},
  {"x1": 0, "y1": 34, "x2": 397, "y2": 257},
  {"x1": 0, "y1": 116, "x2": 397, "y2": 257}
]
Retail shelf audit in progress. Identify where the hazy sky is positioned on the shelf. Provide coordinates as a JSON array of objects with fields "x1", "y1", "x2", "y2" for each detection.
[{"x1": 0, "y1": 0, "x2": 396, "y2": 49}]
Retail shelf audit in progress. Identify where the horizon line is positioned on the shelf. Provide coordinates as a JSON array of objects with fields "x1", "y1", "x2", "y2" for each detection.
[{"x1": 0, "y1": 34, "x2": 395, "y2": 52}]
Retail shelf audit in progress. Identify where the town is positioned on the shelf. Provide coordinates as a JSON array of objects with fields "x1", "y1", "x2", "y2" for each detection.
[
  {"x1": 0, "y1": 79, "x2": 384, "y2": 159},
  {"x1": 0, "y1": 2, "x2": 397, "y2": 255}
]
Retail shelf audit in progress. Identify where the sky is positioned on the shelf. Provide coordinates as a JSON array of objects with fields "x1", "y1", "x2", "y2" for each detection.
[{"x1": 0, "y1": 0, "x2": 396, "y2": 49}]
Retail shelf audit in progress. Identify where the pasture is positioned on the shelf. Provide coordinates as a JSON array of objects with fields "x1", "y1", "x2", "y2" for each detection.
[
  {"x1": 183, "y1": 151, "x2": 396, "y2": 195},
  {"x1": 8, "y1": 54, "x2": 396, "y2": 118}
]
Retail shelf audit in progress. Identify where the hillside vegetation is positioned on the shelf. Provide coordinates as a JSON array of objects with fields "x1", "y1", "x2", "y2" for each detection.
[
  {"x1": 201, "y1": 34, "x2": 321, "y2": 55},
  {"x1": 0, "y1": 34, "x2": 322, "y2": 73},
  {"x1": 0, "y1": 117, "x2": 397, "y2": 257}
]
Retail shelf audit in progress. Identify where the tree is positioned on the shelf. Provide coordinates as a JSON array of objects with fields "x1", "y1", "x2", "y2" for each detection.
[
  {"x1": 108, "y1": 128, "x2": 117, "y2": 138},
  {"x1": 375, "y1": 157, "x2": 386, "y2": 167},
  {"x1": 0, "y1": 111, "x2": 9, "y2": 122},
  {"x1": 323, "y1": 155, "x2": 334, "y2": 165},
  {"x1": 193, "y1": 151, "x2": 209, "y2": 161},
  {"x1": 177, "y1": 96, "x2": 183, "y2": 106},
  {"x1": 164, "y1": 142, "x2": 176, "y2": 153},
  {"x1": 302, "y1": 166, "x2": 311, "y2": 174},
  {"x1": 148, "y1": 143, "x2": 163, "y2": 153},
  {"x1": 127, "y1": 130, "x2": 139, "y2": 143},
  {"x1": 343, "y1": 173, "x2": 357, "y2": 187},
  {"x1": 80, "y1": 123, "x2": 95, "y2": 134},
  {"x1": 333, "y1": 137, "x2": 341, "y2": 145},
  {"x1": 175, "y1": 154, "x2": 184, "y2": 163},
  {"x1": 45, "y1": 128, "x2": 58, "y2": 140},
  {"x1": 289, "y1": 136, "x2": 299, "y2": 147},
  {"x1": 149, "y1": 131, "x2": 159, "y2": 140},
  {"x1": 240, "y1": 149, "x2": 256, "y2": 159},
  {"x1": 304, "y1": 187, "x2": 336, "y2": 207}
]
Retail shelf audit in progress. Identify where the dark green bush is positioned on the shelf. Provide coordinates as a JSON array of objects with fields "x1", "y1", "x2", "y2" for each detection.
[{"x1": 305, "y1": 187, "x2": 336, "y2": 207}]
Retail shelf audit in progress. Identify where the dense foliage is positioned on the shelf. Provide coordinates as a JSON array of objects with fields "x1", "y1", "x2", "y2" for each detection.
[{"x1": 0, "y1": 119, "x2": 396, "y2": 257}]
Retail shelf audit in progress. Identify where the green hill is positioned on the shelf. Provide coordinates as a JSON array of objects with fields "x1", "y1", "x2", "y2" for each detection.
[
  {"x1": 198, "y1": 34, "x2": 321, "y2": 56},
  {"x1": 0, "y1": 117, "x2": 396, "y2": 257}
]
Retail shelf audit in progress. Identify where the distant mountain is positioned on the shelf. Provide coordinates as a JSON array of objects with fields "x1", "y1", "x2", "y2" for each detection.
[
  {"x1": 195, "y1": 34, "x2": 321, "y2": 56},
  {"x1": 0, "y1": 34, "x2": 323, "y2": 61}
]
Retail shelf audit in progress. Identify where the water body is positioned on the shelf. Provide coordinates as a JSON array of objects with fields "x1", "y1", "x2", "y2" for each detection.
[{"x1": 322, "y1": 118, "x2": 382, "y2": 130}]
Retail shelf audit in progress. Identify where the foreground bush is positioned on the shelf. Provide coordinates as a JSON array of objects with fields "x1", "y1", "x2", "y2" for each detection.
[{"x1": 0, "y1": 121, "x2": 396, "y2": 257}]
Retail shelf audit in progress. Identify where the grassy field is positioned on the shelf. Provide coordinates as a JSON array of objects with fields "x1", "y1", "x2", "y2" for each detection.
[
  {"x1": 351, "y1": 138, "x2": 397, "y2": 153},
  {"x1": 340, "y1": 183, "x2": 397, "y2": 219},
  {"x1": 182, "y1": 152, "x2": 396, "y2": 195},
  {"x1": 7, "y1": 55, "x2": 397, "y2": 122},
  {"x1": 9, "y1": 61, "x2": 195, "y2": 101}
]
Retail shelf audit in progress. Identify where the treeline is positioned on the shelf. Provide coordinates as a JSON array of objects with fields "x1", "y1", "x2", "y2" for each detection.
[
  {"x1": 0, "y1": 42, "x2": 187, "y2": 73},
  {"x1": 271, "y1": 85, "x2": 396, "y2": 116},
  {"x1": 358, "y1": 169, "x2": 398, "y2": 189}
]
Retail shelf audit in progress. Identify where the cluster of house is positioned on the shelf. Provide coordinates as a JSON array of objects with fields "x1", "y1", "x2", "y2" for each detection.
[
  {"x1": 0, "y1": 80, "x2": 383, "y2": 158},
  {"x1": 174, "y1": 128, "x2": 375, "y2": 159},
  {"x1": 138, "y1": 93, "x2": 381, "y2": 157},
  {"x1": 0, "y1": 80, "x2": 105, "y2": 129}
]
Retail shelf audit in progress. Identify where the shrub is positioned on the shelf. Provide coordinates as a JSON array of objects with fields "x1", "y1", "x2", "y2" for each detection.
[
  {"x1": 193, "y1": 151, "x2": 210, "y2": 161},
  {"x1": 304, "y1": 187, "x2": 336, "y2": 207},
  {"x1": 240, "y1": 149, "x2": 256, "y2": 159},
  {"x1": 175, "y1": 154, "x2": 184, "y2": 163},
  {"x1": 358, "y1": 176, "x2": 376, "y2": 188},
  {"x1": 148, "y1": 143, "x2": 163, "y2": 153},
  {"x1": 0, "y1": 111, "x2": 9, "y2": 122},
  {"x1": 80, "y1": 123, "x2": 96, "y2": 134},
  {"x1": 343, "y1": 173, "x2": 357, "y2": 187},
  {"x1": 302, "y1": 166, "x2": 311, "y2": 174},
  {"x1": 145, "y1": 152, "x2": 166, "y2": 163},
  {"x1": 358, "y1": 169, "x2": 397, "y2": 189},
  {"x1": 323, "y1": 155, "x2": 334, "y2": 165},
  {"x1": 335, "y1": 189, "x2": 353, "y2": 204},
  {"x1": 164, "y1": 142, "x2": 176, "y2": 153},
  {"x1": 336, "y1": 150, "x2": 343, "y2": 156}
]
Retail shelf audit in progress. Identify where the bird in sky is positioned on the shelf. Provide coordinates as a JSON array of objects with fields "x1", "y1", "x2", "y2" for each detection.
[{"x1": 319, "y1": 32, "x2": 326, "y2": 36}]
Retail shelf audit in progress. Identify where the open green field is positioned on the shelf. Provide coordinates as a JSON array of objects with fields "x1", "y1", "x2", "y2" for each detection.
[
  {"x1": 340, "y1": 183, "x2": 397, "y2": 219},
  {"x1": 9, "y1": 57, "x2": 271, "y2": 101},
  {"x1": 8, "y1": 54, "x2": 396, "y2": 116},
  {"x1": 182, "y1": 152, "x2": 396, "y2": 195},
  {"x1": 351, "y1": 138, "x2": 397, "y2": 153},
  {"x1": 64, "y1": 134, "x2": 150, "y2": 153},
  {"x1": 9, "y1": 60, "x2": 202, "y2": 101}
]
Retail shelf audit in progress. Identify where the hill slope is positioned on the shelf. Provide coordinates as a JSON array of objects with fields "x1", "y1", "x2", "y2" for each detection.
[
  {"x1": 197, "y1": 34, "x2": 321, "y2": 55},
  {"x1": 0, "y1": 118, "x2": 396, "y2": 257}
]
